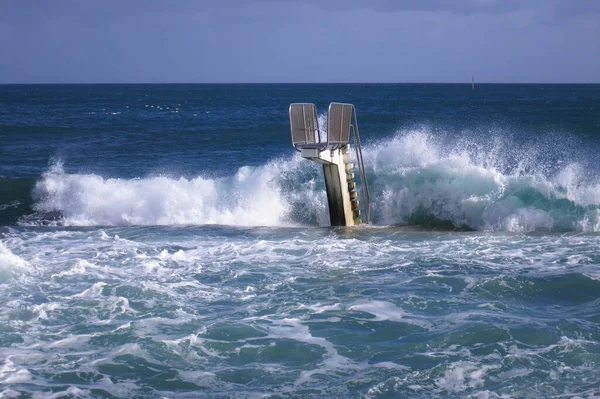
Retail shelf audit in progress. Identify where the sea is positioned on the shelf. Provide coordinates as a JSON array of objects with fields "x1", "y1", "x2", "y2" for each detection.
[{"x1": 1, "y1": 83, "x2": 600, "y2": 398}]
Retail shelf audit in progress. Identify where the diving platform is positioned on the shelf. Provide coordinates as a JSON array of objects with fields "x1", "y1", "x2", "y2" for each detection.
[{"x1": 289, "y1": 102, "x2": 371, "y2": 226}]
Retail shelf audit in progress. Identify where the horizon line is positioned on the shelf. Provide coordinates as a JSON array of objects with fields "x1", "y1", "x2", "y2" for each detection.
[{"x1": 1, "y1": 81, "x2": 599, "y2": 85}]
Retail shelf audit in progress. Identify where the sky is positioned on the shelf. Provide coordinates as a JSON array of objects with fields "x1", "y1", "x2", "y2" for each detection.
[{"x1": 0, "y1": 0, "x2": 599, "y2": 83}]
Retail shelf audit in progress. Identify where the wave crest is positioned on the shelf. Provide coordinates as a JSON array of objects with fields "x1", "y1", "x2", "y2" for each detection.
[
  {"x1": 27, "y1": 130, "x2": 600, "y2": 232},
  {"x1": 367, "y1": 130, "x2": 600, "y2": 232},
  {"x1": 32, "y1": 160, "x2": 326, "y2": 227}
]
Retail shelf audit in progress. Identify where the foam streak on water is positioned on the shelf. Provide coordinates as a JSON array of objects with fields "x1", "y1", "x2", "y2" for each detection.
[{"x1": 1, "y1": 226, "x2": 600, "y2": 398}]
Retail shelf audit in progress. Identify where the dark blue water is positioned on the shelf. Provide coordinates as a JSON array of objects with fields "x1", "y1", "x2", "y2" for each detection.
[
  {"x1": 2, "y1": 84, "x2": 600, "y2": 228},
  {"x1": 2, "y1": 84, "x2": 599, "y2": 178},
  {"x1": 1, "y1": 84, "x2": 600, "y2": 398}
]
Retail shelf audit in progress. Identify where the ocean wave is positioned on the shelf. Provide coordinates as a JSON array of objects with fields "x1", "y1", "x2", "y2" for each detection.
[
  {"x1": 29, "y1": 160, "x2": 326, "y2": 227},
  {"x1": 366, "y1": 130, "x2": 600, "y2": 231},
  {"x1": 20, "y1": 129, "x2": 600, "y2": 231}
]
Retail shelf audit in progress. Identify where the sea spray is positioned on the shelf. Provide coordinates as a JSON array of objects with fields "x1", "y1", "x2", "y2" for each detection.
[
  {"x1": 365, "y1": 130, "x2": 600, "y2": 231},
  {"x1": 32, "y1": 161, "x2": 296, "y2": 226},
  {"x1": 28, "y1": 130, "x2": 600, "y2": 231}
]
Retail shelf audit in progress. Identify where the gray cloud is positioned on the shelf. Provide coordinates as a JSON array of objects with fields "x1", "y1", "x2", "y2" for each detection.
[
  {"x1": 553, "y1": 0, "x2": 600, "y2": 17},
  {"x1": 1, "y1": 0, "x2": 598, "y2": 83},
  {"x1": 3, "y1": 0, "x2": 600, "y2": 20}
]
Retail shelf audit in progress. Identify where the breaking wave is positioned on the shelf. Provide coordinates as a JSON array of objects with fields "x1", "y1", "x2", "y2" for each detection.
[
  {"x1": 29, "y1": 159, "x2": 328, "y2": 227},
  {"x1": 23, "y1": 129, "x2": 600, "y2": 231},
  {"x1": 366, "y1": 129, "x2": 600, "y2": 232}
]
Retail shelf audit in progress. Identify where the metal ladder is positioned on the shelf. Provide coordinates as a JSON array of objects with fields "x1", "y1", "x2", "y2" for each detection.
[
  {"x1": 345, "y1": 105, "x2": 371, "y2": 224},
  {"x1": 289, "y1": 102, "x2": 371, "y2": 225},
  {"x1": 328, "y1": 103, "x2": 370, "y2": 224}
]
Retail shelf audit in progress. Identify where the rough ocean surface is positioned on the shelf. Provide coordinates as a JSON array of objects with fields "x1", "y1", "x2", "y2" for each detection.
[{"x1": 1, "y1": 84, "x2": 600, "y2": 398}]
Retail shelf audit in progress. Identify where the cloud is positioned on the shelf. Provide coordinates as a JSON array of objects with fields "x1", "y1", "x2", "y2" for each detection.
[
  {"x1": 298, "y1": 0, "x2": 527, "y2": 14},
  {"x1": 0, "y1": 0, "x2": 598, "y2": 83},
  {"x1": 287, "y1": 0, "x2": 600, "y2": 17},
  {"x1": 3, "y1": 0, "x2": 600, "y2": 20},
  {"x1": 553, "y1": 0, "x2": 600, "y2": 17}
]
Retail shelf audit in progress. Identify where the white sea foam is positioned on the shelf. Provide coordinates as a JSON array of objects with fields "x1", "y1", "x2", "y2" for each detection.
[
  {"x1": 1, "y1": 216, "x2": 599, "y2": 397},
  {"x1": 32, "y1": 160, "x2": 309, "y2": 227},
  {"x1": 0, "y1": 241, "x2": 29, "y2": 280},
  {"x1": 0, "y1": 356, "x2": 33, "y2": 385},
  {"x1": 349, "y1": 300, "x2": 405, "y2": 322},
  {"x1": 72, "y1": 282, "x2": 107, "y2": 298},
  {"x1": 0, "y1": 242, "x2": 28, "y2": 269},
  {"x1": 29, "y1": 129, "x2": 600, "y2": 231},
  {"x1": 0, "y1": 389, "x2": 21, "y2": 398},
  {"x1": 267, "y1": 317, "x2": 356, "y2": 386},
  {"x1": 368, "y1": 131, "x2": 600, "y2": 231},
  {"x1": 317, "y1": 112, "x2": 328, "y2": 142},
  {"x1": 436, "y1": 361, "x2": 497, "y2": 393}
]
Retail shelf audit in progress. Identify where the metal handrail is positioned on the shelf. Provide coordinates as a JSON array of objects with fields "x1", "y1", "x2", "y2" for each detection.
[
  {"x1": 350, "y1": 108, "x2": 371, "y2": 224},
  {"x1": 289, "y1": 103, "x2": 323, "y2": 152}
]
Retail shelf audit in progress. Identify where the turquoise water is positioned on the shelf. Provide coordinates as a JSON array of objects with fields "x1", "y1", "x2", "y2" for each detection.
[{"x1": 1, "y1": 84, "x2": 600, "y2": 398}]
